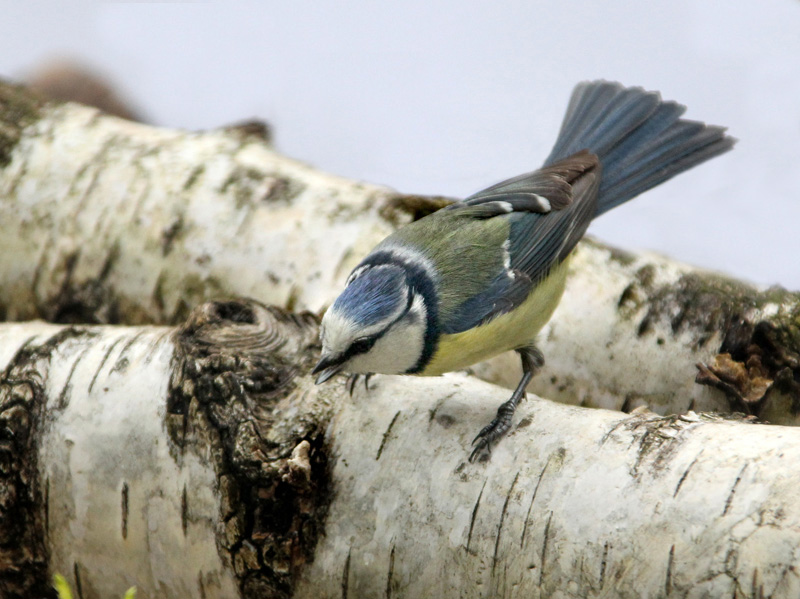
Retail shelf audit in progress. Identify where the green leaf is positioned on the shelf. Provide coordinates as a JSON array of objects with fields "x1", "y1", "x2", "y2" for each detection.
[
  {"x1": 53, "y1": 574, "x2": 73, "y2": 599},
  {"x1": 123, "y1": 587, "x2": 137, "y2": 599}
]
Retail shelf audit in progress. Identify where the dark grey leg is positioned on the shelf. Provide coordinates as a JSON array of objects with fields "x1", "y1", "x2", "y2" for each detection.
[
  {"x1": 469, "y1": 346, "x2": 544, "y2": 462},
  {"x1": 345, "y1": 373, "x2": 374, "y2": 396}
]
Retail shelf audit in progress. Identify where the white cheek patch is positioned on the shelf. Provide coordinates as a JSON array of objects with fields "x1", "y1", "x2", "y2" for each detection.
[
  {"x1": 323, "y1": 268, "x2": 411, "y2": 356},
  {"x1": 320, "y1": 309, "x2": 359, "y2": 356},
  {"x1": 346, "y1": 294, "x2": 427, "y2": 375}
]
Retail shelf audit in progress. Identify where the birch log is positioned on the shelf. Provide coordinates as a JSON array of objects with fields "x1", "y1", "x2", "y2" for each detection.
[
  {"x1": 1, "y1": 80, "x2": 799, "y2": 424},
  {"x1": 2, "y1": 299, "x2": 800, "y2": 598}
]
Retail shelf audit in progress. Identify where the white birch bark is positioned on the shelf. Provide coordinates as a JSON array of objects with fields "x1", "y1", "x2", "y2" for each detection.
[
  {"x1": 297, "y1": 375, "x2": 800, "y2": 599},
  {"x1": 0, "y1": 321, "x2": 241, "y2": 598},
  {"x1": 1, "y1": 302, "x2": 800, "y2": 598},
  {"x1": 1, "y1": 81, "x2": 798, "y2": 424}
]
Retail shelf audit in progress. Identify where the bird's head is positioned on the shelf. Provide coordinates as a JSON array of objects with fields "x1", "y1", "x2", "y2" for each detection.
[{"x1": 312, "y1": 264, "x2": 428, "y2": 384}]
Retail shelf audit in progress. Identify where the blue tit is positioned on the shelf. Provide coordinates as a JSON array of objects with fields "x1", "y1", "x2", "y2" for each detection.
[{"x1": 312, "y1": 80, "x2": 735, "y2": 461}]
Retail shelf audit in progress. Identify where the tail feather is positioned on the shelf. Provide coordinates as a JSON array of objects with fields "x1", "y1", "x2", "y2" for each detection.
[{"x1": 545, "y1": 81, "x2": 735, "y2": 217}]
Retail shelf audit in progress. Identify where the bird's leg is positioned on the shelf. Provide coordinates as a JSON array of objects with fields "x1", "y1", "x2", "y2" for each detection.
[
  {"x1": 345, "y1": 373, "x2": 374, "y2": 396},
  {"x1": 470, "y1": 346, "x2": 544, "y2": 462}
]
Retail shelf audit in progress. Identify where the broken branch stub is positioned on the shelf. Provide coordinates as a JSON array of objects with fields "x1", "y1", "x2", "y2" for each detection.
[{"x1": 169, "y1": 300, "x2": 330, "y2": 597}]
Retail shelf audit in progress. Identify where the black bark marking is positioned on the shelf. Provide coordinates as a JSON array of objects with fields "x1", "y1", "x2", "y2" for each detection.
[
  {"x1": 466, "y1": 479, "x2": 487, "y2": 553},
  {"x1": 121, "y1": 482, "x2": 129, "y2": 540},
  {"x1": 115, "y1": 330, "x2": 146, "y2": 367},
  {"x1": 130, "y1": 178, "x2": 152, "y2": 224},
  {"x1": 97, "y1": 241, "x2": 120, "y2": 282},
  {"x1": 181, "y1": 484, "x2": 188, "y2": 536},
  {"x1": 58, "y1": 250, "x2": 81, "y2": 301},
  {"x1": 665, "y1": 544, "x2": 675, "y2": 595},
  {"x1": 723, "y1": 464, "x2": 747, "y2": 516},
  {"x1": 184, "y1": 165, "x2": 206, "y2": 190},
  {"x1": 0, "y1": 325, "x2": 82, "y2": 596},
  {"x1": 161, "y1": 215, "x2": 185, "y2": 257},
  {"x1": 521, "y1": 456, "x2": 552, "y2": 548},
  {"x1": 73, "y1": 561, "x2": 84, "y2": 599},
  {"x1": 599, "y1": 541, "x2": 610, "y2": 587},
  {"x1": 3, "y1": 336, "x2": 40, "y2": 379},
  {"x1": 674, "y1": 451, "x2": 703, "y2": 497},
  {"x1": 751, "y1": 568, "x2": 760, "y2": 599},
  {"x1": 492, "y1": 472, "x2": 520, "y2": 576},
  {"x1": 376, "y1": 411, "x2": 401, "y2": 460},
  {"x1": 341, "y1": 548, "x2": 351, "y2": 599},
  {"x1": 74, "y1": 138, "x2": 115, "y2": 214},
  {"x1": 56, "y1": 346, "x2": 91, "y2": 410},
  {"x1": 600, "y1": 419, "x2": 628, "y2": 444},
  {"x1": 0, "y1": 81, "x2": 45, "y2": 167},
  {"x1": 198, "y1": 570, "x2": 207, "y2": 599},
  {"x1": 428, "y1": 393, "x2": 455, "y2": 424},
  {"x1": 144, "y1": 330, "x2": 171, "y2": 363},
  {"x1": 385, "y1": 544, "x2": 396, "y2": 599},
  {"x1": 88, "y1": 336, "x2": 125, "y2": 393},
  {"x1": 539, "y1": 511, "x2": 554, "y2": 587},
  {"x1": 31, "y1": 235, "x2": 53, "y2": 299},
  {"x1": 45, "y1": 476, "x2": 50, "y2": 538}
]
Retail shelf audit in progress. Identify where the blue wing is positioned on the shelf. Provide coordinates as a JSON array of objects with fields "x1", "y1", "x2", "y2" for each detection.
[{"x1": 440, "y1": 152, "x2": 600, "y2": 335}]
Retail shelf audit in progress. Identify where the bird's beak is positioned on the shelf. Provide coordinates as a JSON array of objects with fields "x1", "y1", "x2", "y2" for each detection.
[{"x1": 312, "y1": 354, "x2": 345, "y2": 385}]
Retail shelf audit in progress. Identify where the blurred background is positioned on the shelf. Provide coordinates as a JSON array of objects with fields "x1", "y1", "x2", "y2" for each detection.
[{"x1": 2, "y1": 1, "x2": 799, "y2": 288}]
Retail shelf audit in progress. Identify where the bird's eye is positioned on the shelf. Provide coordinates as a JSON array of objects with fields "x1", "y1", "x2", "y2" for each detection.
[{"x1": 350, "y1": 337, "x2": 374, "y2": 355}]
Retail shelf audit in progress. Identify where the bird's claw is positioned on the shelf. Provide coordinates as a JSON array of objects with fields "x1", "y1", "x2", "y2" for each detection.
[
  {"x1": 468, "y1": 400, "x2": 516, "y2": 462},
  {"x1": 469, "y1": 428, "x2": 499, "y2": 462},
  {"x1": 345, "y1": 373, "x2": 373, "y2": 396}
]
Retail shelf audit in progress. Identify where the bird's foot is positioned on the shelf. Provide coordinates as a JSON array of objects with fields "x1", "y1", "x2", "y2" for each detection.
[
  {"x1": 345, "y1": 373, "x2": 374, "y2": 396},
  {"x1": 469, "y1": 398, "x2": 517, "y2": 462}
]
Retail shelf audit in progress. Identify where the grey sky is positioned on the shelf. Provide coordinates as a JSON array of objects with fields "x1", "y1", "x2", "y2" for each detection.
[{"x1": 3, "y1": 1, "x2": 799, "y2": 288}]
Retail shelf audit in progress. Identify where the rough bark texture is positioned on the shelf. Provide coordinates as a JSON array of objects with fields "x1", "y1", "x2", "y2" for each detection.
[
  {"x1": 0, "y1": 301, "x2": 335, "y2": 599},
  {"x1": 0, "y1": 78, "x2": 417, "y2": 326},
  {"x1": 169, "y1": 301, "x2": 329, "y2": 598},
  {"x1": 476, "y1": 240, "x2": 800, "y2": 424},
  {"x1": 2, "y1": 77, "x2": 800, "y2": 597},
  {"x1": 1, "y1": 301, "x2": 800, "y2": 598},
  {"x1": 0, "y1": 78, "x2": 798, "y2": 424},
  {"x1": 0, "y1": 80, "x2": 44, "y2": 166},
  {"x1": 0, "y1": 322, "x2": 63, "y2": 598},
  {"x1": 295, "y1": 377, "x2": 800, "y2": 599}
]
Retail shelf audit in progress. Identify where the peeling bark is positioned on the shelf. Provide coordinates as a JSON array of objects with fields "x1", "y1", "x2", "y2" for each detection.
[{"x1": 0, "y1": 300, "x2": 798, "y2": 598}]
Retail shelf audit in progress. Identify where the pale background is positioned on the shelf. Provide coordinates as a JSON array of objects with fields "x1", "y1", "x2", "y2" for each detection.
[{"x1": 2, "y1": 1, "x2": 799, "y2": 288}]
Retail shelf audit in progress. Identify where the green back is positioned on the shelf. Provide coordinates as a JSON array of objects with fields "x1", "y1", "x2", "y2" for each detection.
[{"x1": 375, "y1": 206, "x2": 510, "y2": 325}]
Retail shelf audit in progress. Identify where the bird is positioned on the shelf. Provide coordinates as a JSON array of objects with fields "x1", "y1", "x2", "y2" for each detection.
[{"x1": 312, "y1": 80, "x2": 735, "y2": 461}]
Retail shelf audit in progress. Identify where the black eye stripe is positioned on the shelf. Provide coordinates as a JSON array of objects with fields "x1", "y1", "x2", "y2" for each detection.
[
  {"x1": 342, "y1": 335, "x2": 378, "y2": 361},
  {"x1": 360, "y1": 251, "x2": 439, "y2": 373},
  {"x1": 342, "y1": 290, "x2": 416, "y2": 362}
]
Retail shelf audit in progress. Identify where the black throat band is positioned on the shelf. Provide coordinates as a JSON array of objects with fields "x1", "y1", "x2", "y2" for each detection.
[{"x1": 359, "y1": 250, "x2": 439, "y2": 373}]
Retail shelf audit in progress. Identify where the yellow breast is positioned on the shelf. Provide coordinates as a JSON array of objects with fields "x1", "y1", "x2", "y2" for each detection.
[{"x1": 419, "y1": 260, "x2": 569, "y2": 376}]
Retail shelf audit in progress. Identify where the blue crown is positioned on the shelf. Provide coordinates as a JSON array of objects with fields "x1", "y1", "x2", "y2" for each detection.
[{"x1": 332, "y1": 266, "x2": 407, "y2": 327}]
